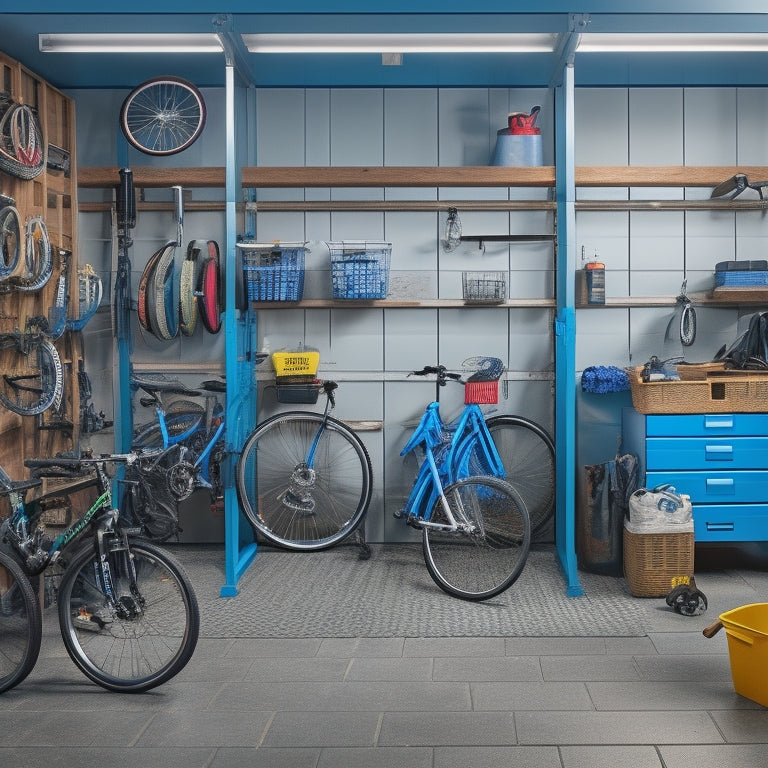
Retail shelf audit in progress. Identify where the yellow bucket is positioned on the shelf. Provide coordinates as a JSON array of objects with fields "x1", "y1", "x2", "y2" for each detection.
[
  {"x1": 719, "y1": 602, "x2": 768, "y2": 707},
  {"x1": 272, "y1": 350, "x2": 320, "y2": 378}
]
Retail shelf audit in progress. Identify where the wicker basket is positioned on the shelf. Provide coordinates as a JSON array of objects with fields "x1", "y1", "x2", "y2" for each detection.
[
  {"x1": 675, "y1": 362, "x2": 727, "y2": 381},
  {"x1": 628, "y1": 366, "x2": 768, "y2": 414},
  {"x1": 623, "y1": 526, "x2": 695, "y2": 597}
]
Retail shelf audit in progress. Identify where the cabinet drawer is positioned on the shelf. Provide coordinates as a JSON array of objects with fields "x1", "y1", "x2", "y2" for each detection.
[
  {"x1": 646, "y1": 413, "x2": 768, "y2": 438},
  {"x1": 646, "y1": 437, "x2": 768, "y2": 470},
  {"x1": 693, "y1": 503, "x2": 768, "y2": 542},
  {"x1": 646, "y1": 470, "x2": 768, "y2": 503}
]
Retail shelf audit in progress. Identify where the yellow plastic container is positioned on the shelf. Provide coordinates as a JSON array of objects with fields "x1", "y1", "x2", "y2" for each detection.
[
  {"x1": 720, "y1": 602, "x2": 768, "y2": 707},
  {"x1": 272, "y1": 350, "x2": 320, "y2": 378}
]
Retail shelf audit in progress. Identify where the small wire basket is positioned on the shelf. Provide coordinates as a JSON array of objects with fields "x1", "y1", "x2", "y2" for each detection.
[
  {"x1": 328, "y1": 241, "x2": 391, "y2": 300},
  {"x1": 462, "y1": 271, "x2": 506, "y2": 304},
  {"x1": 239, "y1": 243, "x2": 308, "y2": 302}
]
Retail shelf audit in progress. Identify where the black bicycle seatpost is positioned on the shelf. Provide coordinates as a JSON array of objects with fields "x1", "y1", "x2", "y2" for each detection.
[{"x1": 117, "y1": 167, "x2": 136, "y2": 235}]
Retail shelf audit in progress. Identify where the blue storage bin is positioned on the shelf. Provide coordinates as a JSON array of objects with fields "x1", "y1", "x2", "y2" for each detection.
[
  {"x1": 239, "y1": 243, "x2": 308, "y2": 302},
  {"x1": 328, "y1": 241, "x2": 391, "y2": 300},
  {"x1": 714, "y1": 270, "x2": 768, "y2": 287}
]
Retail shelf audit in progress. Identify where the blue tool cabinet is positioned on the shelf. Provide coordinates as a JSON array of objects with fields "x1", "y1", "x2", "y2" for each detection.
[{"x1": 623, "y1": 408, "x2": 768, "y2": 543}]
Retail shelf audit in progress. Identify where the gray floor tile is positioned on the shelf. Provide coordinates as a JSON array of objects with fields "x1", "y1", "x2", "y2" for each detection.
[
  {"x1": 211, "y1": 680, "x2": 472, "y2": 712},
  {"x1": 633, "y1": 653, "x2": 733, "y2": 682},
  {"x1": 225, "y1": 638, "x2": 323, "y2": 657},
  {"x1": 346, "y1": 656, "x2": 433, "y2": 681},
  {"x1": 560, "y1": 745, "x2": 663, "y2": 768},
  {"x1": 604, "y1": 636, "x2": 657, "y2": 654},
  {"x1": 471, "y1": 681, "x2": 594, "y2": 711},
  {"x1": 649, "y1": 631, "x2": 729, "y2": 655},
  {"x1": 433, "y1": 745, "x2": 562, "y2": 768},
  {"x1": 709, "y1": 710, "x2": 768, "y2": 742},
  {"x1": 540, "y1": 654, "x2": 641, "y2": 681},
  {"x1": 515, "y1": 710, "x2": 723, "y2": 745},
  {"x1": 244, "y1": 657, "x2": 350, "y2": 682},
  {"x1": 136, "y1": 709, "x2": 273, "y2": 747},
  {"x1": 261, "y1": 711, "x2": 381, "y2": 748},
  {"x1": 432, "y1": 655, "x2": 543, "y2": 682},
  {"x1": 317, "y1": 637, "x2": 405, "y2": 657},
  {"x1": 0, "y1": 747, "x2": 218, "y2": 768},
  {"x1": 586, "y1": 680, "x2": 761, "y2": 710},
  {"x1": 660, "y1": 744, "x2": 768, "y2": 768},
  {"x1": 210, "y1": 747, "x2": 320, "y2": 768},
  {"x1": 317, "y1": 747, "x2": 433, "y2": 768},
  {"x1": 404, "y1": 637, "x2": 506, "y2": 657},
  {"x1": 504, "y1": 637, "x2": 607, "y2": 656},
  {"x1": 378, "y1": 711, "x2": 515, "y2": 746}
]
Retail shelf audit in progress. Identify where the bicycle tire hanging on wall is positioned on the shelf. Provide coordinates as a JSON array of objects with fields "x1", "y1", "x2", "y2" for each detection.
[{"x1": 119, "y1": 76, "x2": 206, "y2": 156}]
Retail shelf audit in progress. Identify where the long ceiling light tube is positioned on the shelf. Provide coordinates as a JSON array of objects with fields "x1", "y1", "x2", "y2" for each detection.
[
  {"x1": 577, "y1": 33, "x2": 768, "y2": 53},
  {"x1": 39, "y1": 33, "x2": 223, "y2": 54},
  {"x1": 242, "y1": 33, "x2": 557, "y2": 54}
]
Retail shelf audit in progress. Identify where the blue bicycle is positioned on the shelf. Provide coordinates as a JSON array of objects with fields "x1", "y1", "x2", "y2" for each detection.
[
  {"x1": 124, "y1": 373, "x2": 227, "y2": 541},
  {"x1": 395, "y1": 360, "x2": 531, "y2": 600}
]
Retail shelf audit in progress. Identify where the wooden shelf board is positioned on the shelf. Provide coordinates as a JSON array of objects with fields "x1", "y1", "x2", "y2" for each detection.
[{"x1": 250, "y1": 299, "x2": 555, "y2": 309}]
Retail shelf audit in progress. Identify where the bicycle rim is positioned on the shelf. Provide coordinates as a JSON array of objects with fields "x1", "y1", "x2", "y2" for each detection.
[
  {"x1": 58, "y1": 539, "x2": 199, "y2": 692},
  {"x1": 120, "y1": 77, "x2": 206, "y2": 156},
  {"x1": 0, "y1": 550, "x2": 42, "y2": 694},
  {"x1": 0, "y1": 204, "x2": 23, "y2": 281},
  {"x1": 422, "y1": 476, "x2": 531, "y2": 601},
  {"x1": 236, "y1": 412, "x2": 373, "y2": 550},
  {"x1": 0, "y1": 338, "x2": 63, "y2": 416},
  {"x1": 484, "y1": 415, "x2": 555, "y2": 539}
]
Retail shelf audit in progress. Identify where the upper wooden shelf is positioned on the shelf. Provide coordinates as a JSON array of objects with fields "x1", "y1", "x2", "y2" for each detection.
[{"x1": 77, "y1": 165, "x2": 768, "y2": 190}]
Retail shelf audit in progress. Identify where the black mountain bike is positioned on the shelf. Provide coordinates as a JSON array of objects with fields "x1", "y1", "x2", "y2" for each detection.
[{"x1": 0, "y1": 453, "x2": 199, "y2": 693}]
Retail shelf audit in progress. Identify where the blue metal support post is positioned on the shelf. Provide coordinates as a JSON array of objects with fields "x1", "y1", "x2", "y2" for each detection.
[{"x1": 554, "y1": 61, "x2": 584, "y2": 597}]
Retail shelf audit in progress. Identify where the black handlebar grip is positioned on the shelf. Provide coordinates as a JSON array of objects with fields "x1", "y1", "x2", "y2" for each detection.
[{"x1": 117, "y1": 167, "x2": 136, "y2": 229}]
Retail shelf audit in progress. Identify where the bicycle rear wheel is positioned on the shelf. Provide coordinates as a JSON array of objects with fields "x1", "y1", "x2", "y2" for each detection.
[
  {"x1": 57, "y1": 538, "x2": 199, "y2": 692},
  {"x1": 485, "y1": 415, "x2": 555, "y2": 539},
  {"x1": 236, "y1": 411, "x2": 373, "y2": 550},
  {"x1": 0, "y1": 548, "x2": 42, "y2": 694},
  {"x1": 0, "y1": 338, "x2": 63, "y2": 416},
  {"x1": 422, "y1": 475, "x2": 531, "y2": 601},
  {"x1": 120, "y1": 76, "x2": 206, "y2": 156}
]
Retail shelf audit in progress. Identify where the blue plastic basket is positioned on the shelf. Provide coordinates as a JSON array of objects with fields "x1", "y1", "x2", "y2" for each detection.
[
  {"x1": 328, "y1": 241, "x2": 391, "y2": 300},
  {"x1": 715, "y1": 270, "x2": 768, "y2": 288},
  {"x1": 239, "y1": 243, "x2": 307, "y2": 302}
]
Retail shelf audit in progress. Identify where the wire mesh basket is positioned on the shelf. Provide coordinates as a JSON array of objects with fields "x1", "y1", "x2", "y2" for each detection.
[
  {"x1": 462, "y1": 271, "x2": 506, "y2": 304},
  {"x1": 239, "y1": 242, "x2": 308, "y2": 302},
  {"x1": 328, "y1": 241, "x2": 391, "y2": 300}
]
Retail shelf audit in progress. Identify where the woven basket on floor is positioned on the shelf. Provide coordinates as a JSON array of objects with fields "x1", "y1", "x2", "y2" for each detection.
[{"x1": 623, "y1": 528, "x2": 695, "y2": 597}]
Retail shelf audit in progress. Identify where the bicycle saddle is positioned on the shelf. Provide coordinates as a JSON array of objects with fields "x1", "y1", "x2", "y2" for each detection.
[{"x1": 131, "y1": 373, "x2": 199, "y2": 396}]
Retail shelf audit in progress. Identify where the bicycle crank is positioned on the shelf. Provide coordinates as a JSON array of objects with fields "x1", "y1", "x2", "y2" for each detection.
[{"x1": 167, "y1": 461, "x2": 196, "y2": 500}]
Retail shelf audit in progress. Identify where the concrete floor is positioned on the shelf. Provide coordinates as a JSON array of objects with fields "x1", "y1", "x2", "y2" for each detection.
[{"x1": 0, "y1": 545, "x2": 766, "y2": 768}]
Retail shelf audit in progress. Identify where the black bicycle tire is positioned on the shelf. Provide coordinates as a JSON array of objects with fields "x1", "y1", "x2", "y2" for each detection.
[
  {"x1": 15, "y1": 215, "x2": 52, "y2": 292},
  {"x1": 57, "y1": 538, "x2": 199, "y2": 692},
  {"x1": 236, "y1": 411, "x2": 373, "y2": 551},
  {"x1": 0, "y1": 338, "x2": 63, "y2": 416},
  {"x1": 0, "y1": 103, "x2": 46, "y2": 180},
  {"x1": 422, "y1": 475, "x2": 531, "y2": 601},
  {"x1": 484, "y1": 414, "x2": 556, "y2": 539},
  {"x1": 0, "y1": 548, "x2": 42, "y2": 694},
  {"x1": 120, "y1": 76, "x2": 206, "y2": 157},
  {"x1": 0, "y1": 204, "x2": 24, "y2": 281},
  {"x1": 132, "y1": 411, "x2": 205, "y2": 449}
]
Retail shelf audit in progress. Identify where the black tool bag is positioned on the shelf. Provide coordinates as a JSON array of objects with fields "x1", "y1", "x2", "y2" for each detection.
[{"x1": 714, "y1": 311, "x2": 768, "y2": 370}]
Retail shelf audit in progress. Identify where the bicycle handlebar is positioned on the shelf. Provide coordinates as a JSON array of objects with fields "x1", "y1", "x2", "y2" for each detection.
[{"x1": 410, "y1": 365, "x2": 462, "y2": 385}]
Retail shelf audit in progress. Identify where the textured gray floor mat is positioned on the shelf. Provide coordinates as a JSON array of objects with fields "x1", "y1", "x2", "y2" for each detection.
[{"x1": 176, "y1": 544, "x2": 649, "y2": 638}]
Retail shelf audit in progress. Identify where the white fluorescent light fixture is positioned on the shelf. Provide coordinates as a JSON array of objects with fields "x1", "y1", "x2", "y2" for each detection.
[
  {"x1": 39, "y1": 33, "x2": 223, "y2": 54},
  {"x1": 242, "y1": 33, "x2": 557, "y2": 54},
  {"x1": 578, "y1": 33, "x2": 768, "y2": 53}
]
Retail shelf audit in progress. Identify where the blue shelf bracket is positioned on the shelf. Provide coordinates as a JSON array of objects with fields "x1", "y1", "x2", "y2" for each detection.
[{"x1": 554, "y1": 59, "x2": 584, "y2": 598}]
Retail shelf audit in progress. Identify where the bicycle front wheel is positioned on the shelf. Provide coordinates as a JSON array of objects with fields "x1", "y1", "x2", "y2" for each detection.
[
  {"x1": 120, "y1": 76, "x2": 206, "y2": 156},
  {"x1": 57, "y1": 539, "x2": 199, "y2": 692},
  {"x1": 0, "y1": 338, "x2": 63, "y2": 416},
  {"x1": 485, "y1": 415, "x2": 555, "y2": 539},
  {"x1": 236, "y1": 412, "x2": 373, "y2": 550},
  {"x1": 423, "y1": 476, "x2": 531, "y2": 601},
  {"x1": 0, "y1": 549, "x2": 41, "y2": 694}
]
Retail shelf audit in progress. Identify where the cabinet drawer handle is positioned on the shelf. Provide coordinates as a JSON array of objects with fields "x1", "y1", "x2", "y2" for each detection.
[
  {"x1": 704, "y1": 416, "x2": 733, "y2": 430},
  {"x1": 705, "y1": 478, "x2": 735, "y2": 494},
  {"x1": 706, "y1": 522, "x2": 735, "y2": 532},
  {"x1": 705, "y1": 444, "x2": 733, "y2": 460}
]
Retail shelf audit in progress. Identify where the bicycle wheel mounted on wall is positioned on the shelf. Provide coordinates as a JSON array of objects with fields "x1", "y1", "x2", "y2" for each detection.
[{"x1": 120, "y1": 76, "x2": 206, "y2": 156}]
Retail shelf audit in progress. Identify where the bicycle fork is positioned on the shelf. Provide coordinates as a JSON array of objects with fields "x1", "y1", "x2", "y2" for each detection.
[{"x1": 92, "y1": 521, "x2": 144, "y2": 622}]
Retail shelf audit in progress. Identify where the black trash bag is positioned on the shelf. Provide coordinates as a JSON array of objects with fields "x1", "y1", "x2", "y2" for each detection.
[{"x1": 578, "y1": 453, "x2": 639, "y2": 576}]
